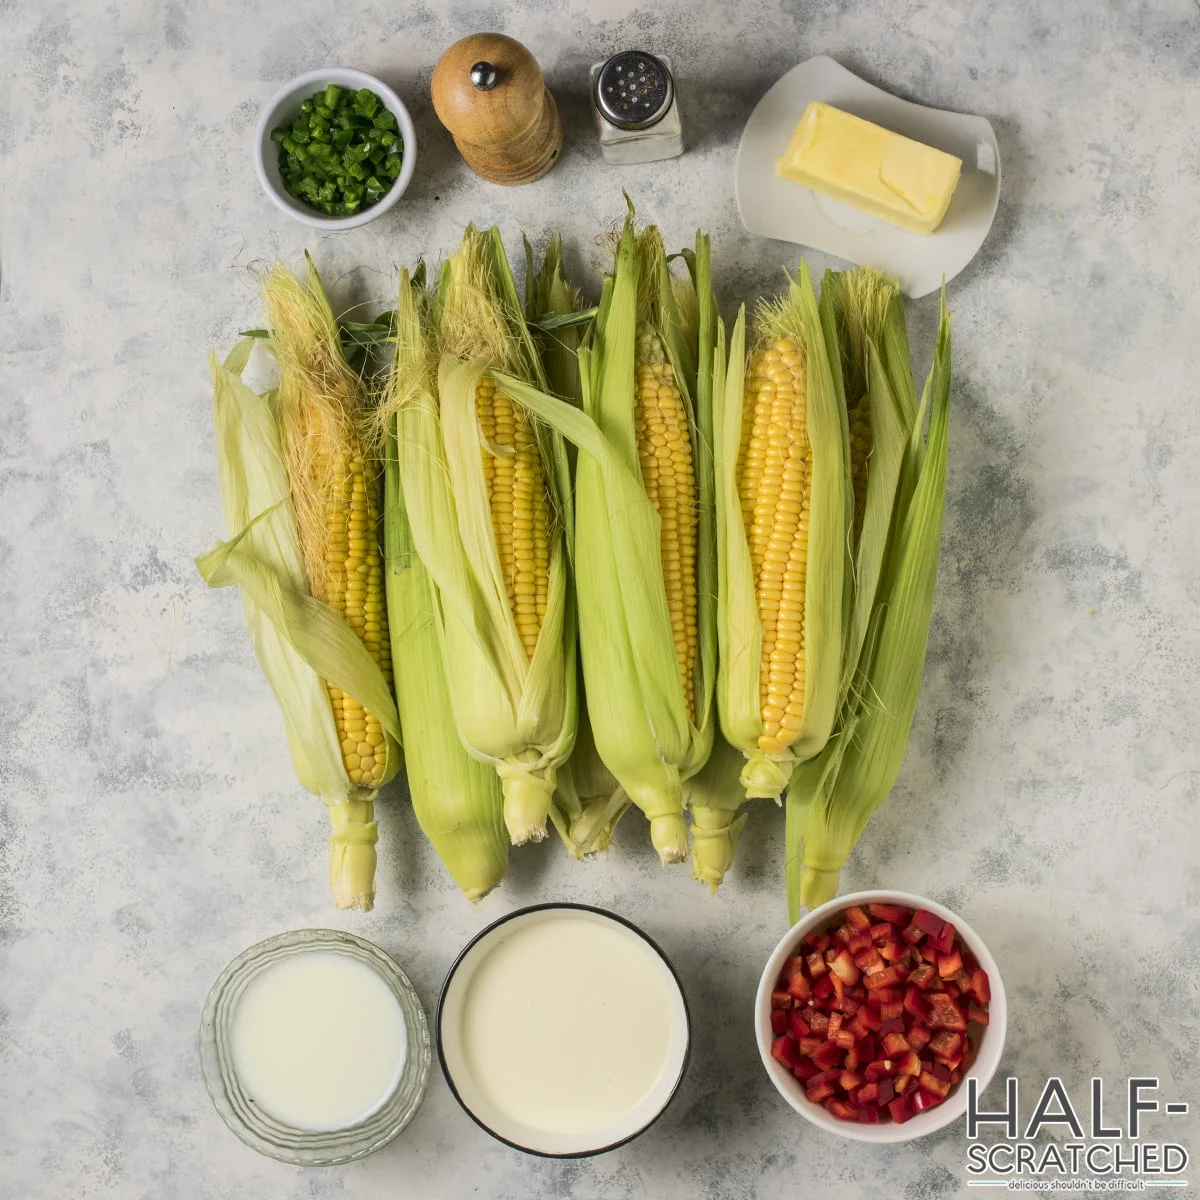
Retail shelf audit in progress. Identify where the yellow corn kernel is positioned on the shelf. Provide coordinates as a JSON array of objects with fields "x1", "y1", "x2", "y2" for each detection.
[
  {"x1": 476, "y1": 375, "x2": 549, "y2": 661},
  {"x1": 736, "y1": 337, "x2": 810, "y2": 757},
  {"x1": 310, "y1": 446, "x2": 392, "y2": 789},
  {"x1": 634, "y1": 326, "x2": 698, "y2": 722},
  {"x1": 848, "y1": 402, "x2": 872, "y2": 549}
]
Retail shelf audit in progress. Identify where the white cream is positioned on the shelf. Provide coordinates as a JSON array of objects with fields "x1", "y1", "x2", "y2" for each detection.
[
  {"x1": 230, "y1": 950, "x2": 407, "y2": 1131},
  {"x1": 441, "y1": 909, "x2": 688, "y2": 1153}
]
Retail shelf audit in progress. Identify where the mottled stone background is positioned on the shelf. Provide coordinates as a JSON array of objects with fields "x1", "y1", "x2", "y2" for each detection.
[{"x1": 2, "y1": 0, "x2": 1198, "y2": 1196}]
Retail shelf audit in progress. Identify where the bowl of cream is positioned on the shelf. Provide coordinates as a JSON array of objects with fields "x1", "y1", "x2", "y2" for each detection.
[
  {"x1": 199, "y1": 929, "x2": 430, "y2": 1165},
  {"x1": 437, "y1": 903, "x2": 691, "y2": 1156}
]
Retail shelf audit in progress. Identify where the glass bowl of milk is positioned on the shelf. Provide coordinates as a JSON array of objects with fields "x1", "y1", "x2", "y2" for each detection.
[
  {"x1": 437, "y1": 903, "x2": 691, "y2": 1156},
  {"x1": 199, "y1": 928, "x2": 431, "y2": 1164}
]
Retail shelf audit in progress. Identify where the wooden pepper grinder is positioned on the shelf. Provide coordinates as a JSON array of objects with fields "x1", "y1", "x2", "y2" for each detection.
[{"x1": 431, "y1": 33, "x2": 563, "y2": 185}]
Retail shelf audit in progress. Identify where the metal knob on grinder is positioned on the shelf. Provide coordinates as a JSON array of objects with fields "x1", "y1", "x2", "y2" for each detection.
[{"x1": 431, "y1": 33, "x2": 563, "y2": 185}]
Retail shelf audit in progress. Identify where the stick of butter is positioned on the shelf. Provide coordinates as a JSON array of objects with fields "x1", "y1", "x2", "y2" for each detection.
[{"x1": 775, "y1": 101, "x2": 962, "y2": 235}]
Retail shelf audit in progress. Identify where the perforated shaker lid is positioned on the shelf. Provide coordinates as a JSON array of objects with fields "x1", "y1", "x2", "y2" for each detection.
[{"x1": 594, "y1": 51, "x2": 674, "y2": 131}]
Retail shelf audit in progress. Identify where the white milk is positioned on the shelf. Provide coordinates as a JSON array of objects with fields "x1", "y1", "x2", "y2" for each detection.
[
  {"x1": 230, "y1": 950, "x2": 407, "y2": 1131},
  {"x1": 449, "y1": 911, "x2": 684, "y2": 1146}
]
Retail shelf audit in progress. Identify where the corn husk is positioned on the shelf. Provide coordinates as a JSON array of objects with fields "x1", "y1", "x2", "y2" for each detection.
[
  {"x1": 197, "y1": 329, "x2": 401, "y2": 911},
  {"x1": 786, "y1": 290, "x2": 952, "y2": 919},
  {"x1": 386, "y1": 228, "x2": 576, "y2": 846}
]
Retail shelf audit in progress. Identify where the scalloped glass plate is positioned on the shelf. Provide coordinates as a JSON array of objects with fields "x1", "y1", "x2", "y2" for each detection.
[{"x1": 735, "y1": 56, "x2": 1001, "y2": 298}]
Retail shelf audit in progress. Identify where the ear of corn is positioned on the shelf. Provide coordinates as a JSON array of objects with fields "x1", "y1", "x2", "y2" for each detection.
[
  {"x1": 714, "y1": 264, "x2": 848, "y2": 804},
  {"x1": 197, "y1": 274, "x2": 402, "y2": 911},
  {"x1": 387, "y1": 229, "x2": 576, "y2": 846},
  {"x1": 383, "y1": 375, "x2": 507, "y2": 900},
  {"x1": 491, "y1": 216, "x2": 715, "y2": 864},
  {"x1": 506, "y1": 215, "x2": 716, "y2": 864},
  {"x1": 786, "y1": 290, "x2": 952, "y2": 920}
]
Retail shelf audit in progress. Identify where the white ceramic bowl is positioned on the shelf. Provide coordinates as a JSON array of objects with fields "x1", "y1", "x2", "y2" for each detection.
[
  {"x1": 755, "y1": 890, "x2": 1007, "y2": 1143},
  {"x1": 437, "y1": 904, "x2": 691, "y2": 1157},
  {"x1": 253, "y1": 67, "x2": 417, "y2": 230}
]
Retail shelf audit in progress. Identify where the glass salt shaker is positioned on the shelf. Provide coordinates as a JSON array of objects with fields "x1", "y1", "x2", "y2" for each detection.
[{"x1": 590, "y1": 51, "x2": 683, "y2": 164}]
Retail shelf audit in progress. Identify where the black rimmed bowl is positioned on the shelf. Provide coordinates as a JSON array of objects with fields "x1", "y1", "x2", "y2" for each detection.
[{"x1": 437, "y1": 903, "x2": 691, "y2": 1157}]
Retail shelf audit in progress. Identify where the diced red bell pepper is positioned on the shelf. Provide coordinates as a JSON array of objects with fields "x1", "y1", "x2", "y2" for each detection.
[
  {"x1": 882, "y1": 1031, "x2": 911, "y2": 1056},
  {"x1": 856, "y1": 1035, "x2": 877, "y2": 1064},
  {"x1": 830, "y1": 950, "x2": 861, "y2": 985},
  {"x1": 968, "y1": 1005, "x2": 990, "y2": 1026},
  {"x1": 806, "y1": 951, "x2": 827, "y2": 979},
  {"x1": 826, "y1": 1011, "x2": 842, "y2": 1039},
  {"x1": 858, "y1": 1004, "x2": 883, "y2": 1032},
  {"x1": 901, "y1": 921, "x2": 926, "y2": 945},
  {"x1": 880, "y1": 999, "x2": 905, "y2": 1021},
  {"x1": 788, "y1": 1009, "x2": 810, "y2": 1040},
  {"x1": 920, "y1": 1070, "x2": 951, "y2": 1098},
  {"x1": 846, "y1": 1013, "x2": 871, "y2": 1041},
  {"x1": 812, "y1": 1040, "x2": 844, "y2": 1069},
  {"x1": 854, "y1": 1081, "x2": 879, "y2": 1105},
  {"x1": 825, "y1": 1097, "x2": 857, "y2": 1121},
  {"x1": 856, "y1": 1103, "x2": 880, "y2": 1124},
  {"x1": 865, "y1": 965, "x2": 902, "y2": 989},
  {"x1": 844, "y1": 904, "x2": 871, "y2": 931},
  {"x1": 968, "y1": 967, "x2": 991, "y2": 1004},
  {"x1": 804, "y1": 931, "x2": 830, "y2": 953},
  {"x1": 840, "y1": 1069, "x2": 863, "y2": 1092},
  {"x1": 808, "y1": 1009, "x2": 829, "y2": 1035},
  {"x1": 867, "y1": 902, "x2": 911, "y2": 924},
  {"x1": 937, "y1": 949, "x2": 963, "y2": 979},
  {"x1": 854, "y1": 947, "x2": 884, "y2": 974},
  {"x1": 786, "y1": 973, "x2": 812, "y2": 1001},
  {"x1": 913, "y1": 909, "x2": 946, "y2": 938},
  {"x1": 832, "y1": 1029, "x2": 856, "y2": 1049},
  {"x1": 879, "y1": 1016, "x2": 905, "y2": 1035},
  {"x1": 908, "y1": 964, "x2": 937, "y2": 990},
  {"x1": 931, "y1": 1062, "x2": 952, "y2": 1082},
  {"x1": 909, "y1": 1088, "x2": 944, "y2": 1114},
  {"x1": 927, "y1": 1030, "x2": 964, "y2": 1061},
  {"x1": 944, "y1": 982, "x2": 961, "y2": 1001},
  {"x1": 832, "y1": 924, "x2": 852, "y2": 946},
  {"x1": 770, "y1": 1011, "x2": 788, "y2": 1035},
  {"x1": 896, "y1": 1050, "x2": 922, "y2": 1077},
  {"x1": 868, "y1": 920, "x2": 893, "y2": 942},
  {"x1": 770, "y1": 989, "x2": 793, "y2": 1009},
  {"x1": 771, "y1": 1034, "x2": 801, "y2": 1071},
  {"x1": 888, "y1": 1096, "x2": 913, "y2": 1123},
  {"x1": 928, "y1": 992, "x2": 967, "y2": 1032},
  {"x1": 907, "y1": 1024, "x2": 932, "y2": 1051},
  {"x1": 812, "y1": 974, "x2": 834, "y2": 1001},
  {"x1": 798, "y1": 1036, "x2": 824, "y2": 1057},
  {"x1": 864, "y1": 1059, "x2": 896, "y2": 1082},
  {"x1": 806, "y1": 1080, "x2": 836, "y2": 1103},
  {"x1": 876, "y1": 1077, "x2": 895, "y2": 1105},
  {"x1": 864, "y1": 984, "x2": 902, "y2": 1003},
  {"x1": 932, "y1": 921, "x2": 957, "y2": 955},
  {"x1": 792, "y1": 1058, "x2": 820, "y2": 1081},
  {"x1": 846, "y1": 929, "x2": 874, "y2": 955},
  {"x1": 878, "y1": 939, "x2": 902, "y2": 963},
  {"x1": 782, "y1": 954, "x2": 807, "y2": 980},
  {"x1": 837, "y1": 996, "x2": 861, "y2": 1018},
  {"x1": 904, "y1": 986, "x2": 930, "y2": 1022},
  {"x1": 894, "y1": 1072, "x2": 914, "y2": 1094}
]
